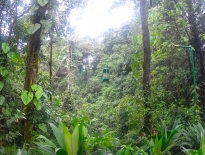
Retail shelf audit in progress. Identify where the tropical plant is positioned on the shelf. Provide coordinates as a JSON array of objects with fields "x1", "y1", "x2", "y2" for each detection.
[
  {"x1": 181, "y1": 123, "x2": 205, "y2": 150},
  {"x1": 183, "y1": 139, "x2": 205, "y2": 155},
  {"x1": 35, "y1": 120, "x2": 87, "y2": 155},
  {"x1": 148, "y1": 119, "x2": 182, "y2": 155}
]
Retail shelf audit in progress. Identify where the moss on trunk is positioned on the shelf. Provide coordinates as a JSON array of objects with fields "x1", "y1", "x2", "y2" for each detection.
[
  {"x1": 139, "y1": 0, "x2": 152, "y2": 134},
  {"x1": 23, "y1": 3, "x2": 47, "y2": 144}
]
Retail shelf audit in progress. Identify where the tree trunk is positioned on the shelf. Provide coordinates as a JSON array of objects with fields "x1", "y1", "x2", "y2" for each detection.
[
  {"x1": 139, "y1": 0, "x2": 152, "y2": 134},
  {"x1": 67, "y1": 40, "x2": 72, "y2": 90},
  {"x1": 186, "y1": 0, "x2": 205, "y2": 107},
  {"x1": 23, "y1": 2, "x2": 47, "y2": 144},
  {"x1": 49, "y1": 34, "x2": 53, "y2": 105}
]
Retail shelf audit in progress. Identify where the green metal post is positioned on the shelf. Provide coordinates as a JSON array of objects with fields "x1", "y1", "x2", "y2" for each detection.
[
  {"x1": 189, "y1": 48, "x2": 197, "y2": 105},
  {"x1": 174, "y1": 44, "x2": 197, "y2": 121}
]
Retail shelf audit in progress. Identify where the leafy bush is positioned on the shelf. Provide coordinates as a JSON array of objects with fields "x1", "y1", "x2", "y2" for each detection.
[{"x1": 35, "y1": 120, "x2": 87, "y2": 155}]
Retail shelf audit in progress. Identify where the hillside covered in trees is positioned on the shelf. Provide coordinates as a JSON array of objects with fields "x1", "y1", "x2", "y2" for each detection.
[{"x1": 0, "y1": 0, "x2": 205, "y2": 154}]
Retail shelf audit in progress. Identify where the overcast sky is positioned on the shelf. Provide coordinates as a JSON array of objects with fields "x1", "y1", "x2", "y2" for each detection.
[{"x1": 70, "y1": 0, "x2": 134, "y2": 38}]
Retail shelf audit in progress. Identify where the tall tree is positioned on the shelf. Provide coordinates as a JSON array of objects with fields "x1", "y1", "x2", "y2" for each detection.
[
  {"x1": 138, "y1": 0, "x2": 152, "y2": 133},
  {"x1": 23, "y1": 0, "x2": 49, "y2": 143},
  {"x1": 67, "y1": 40, "x2": 73, "y2": 89}
]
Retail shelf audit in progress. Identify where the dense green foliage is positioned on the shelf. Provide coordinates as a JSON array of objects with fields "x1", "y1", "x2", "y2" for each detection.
[{"x1": 0, "y1": 0, "x2": 205, "y2": 154}]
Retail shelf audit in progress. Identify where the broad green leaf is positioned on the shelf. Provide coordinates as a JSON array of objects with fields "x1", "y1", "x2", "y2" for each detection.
[
  {"x1": 31, "y1": 84, "x2": 38, "y2": 90},
  {"x1": 2, "y1": 43, "x2": 10, "y2": 53},
  {"x1": 71, "y1": 124, "x2": 79, "y2": 155},
  {"x1": 50, "y1": 123, "x2": 66, "y2": 151},
  {"x1": 63, "y1": 124, "x2": 72, "y2": 155},
  {"x1": 0, "y1": 82, "x2": 4, "y2": 91},
  {"x1": 31, "y1": 84, "x2": 43, "y2": 100},
  {"x1": 79, "y1": 123, "x2": 88, "y2": 140},
  {"x1": 55, "y1": 148, "x2": 68, "y2": 155},
  {"x1": 72, "y1": 118, "x2": 78, "y2": 127},
  {"x1": 21, "y1": 90, "x2": 33, "y2": 105},
  {"x1": 27, "y1": 23, "x2": 41, "y2": 34},
  {"x1": 153, "y1": 137, "x2": 162, "y2": 154},
  {"x1": 201, "y1": 140, "x2": 205, "y2": 153},
  {"x1": 37, "y1": 0, "x2": 48, "y2": 7},
  {"x1": 40, "y1": 20, "x2": 52, "y2": 32},
  {"x1": 0, "y1": 95, "x2": 5, "y2": 105},
  {"x1": 39, "y1": 123, "x2": 47, "y2": 132},
  {"x1": 34, "y1": 98, "x2": 42, "y2": 110},
  {"x1": 35, "y1": 86, "x2": 43, "y2": 100},
  {"x1": 0, "y1": 68, "x2": 9, "y2": 77},
  {"x1": 7, "y1": 52, "x2": 21, "y2": 63},
  {"x1": 78, "y1": 123, "x2": 87, "y2": 155}
]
